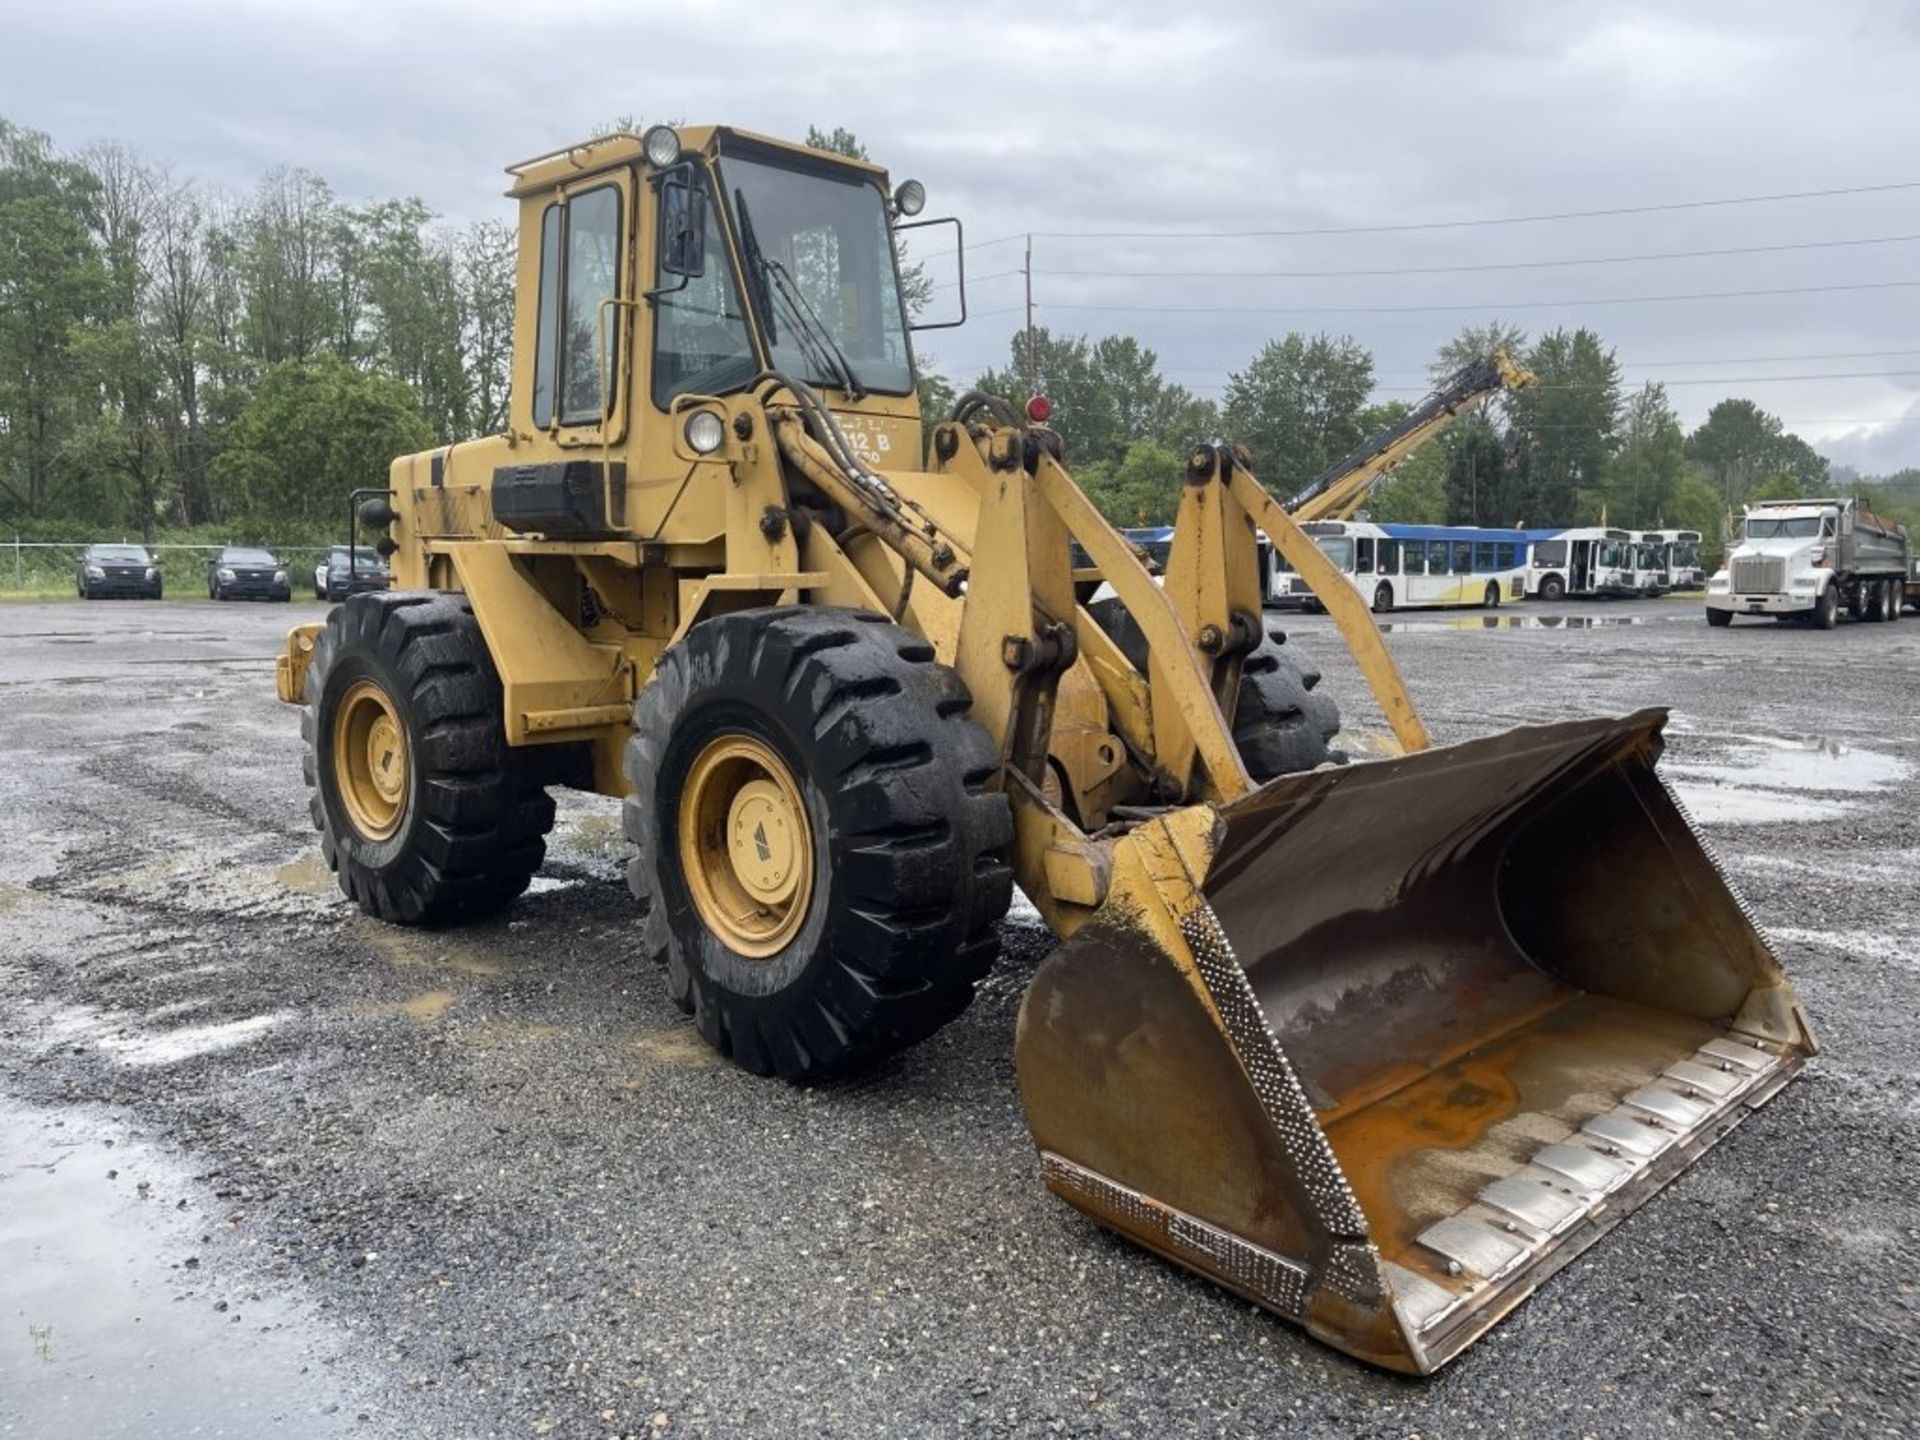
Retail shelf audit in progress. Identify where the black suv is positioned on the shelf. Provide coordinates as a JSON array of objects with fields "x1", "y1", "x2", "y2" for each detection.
[
  {"x1": 77, "y1": 543, "x2": 162, "y2": 599},
  {"x1": 317, "y1": 546, "x2": 390, "y2": 602},
  {"x1": 208, "y1": 546, "x2": 292, "y2": 602}
]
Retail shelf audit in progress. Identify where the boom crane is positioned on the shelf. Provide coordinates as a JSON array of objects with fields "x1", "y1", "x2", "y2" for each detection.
[{"x1": 1287, "y1": 351, "x2": 1535, "y2": 523}]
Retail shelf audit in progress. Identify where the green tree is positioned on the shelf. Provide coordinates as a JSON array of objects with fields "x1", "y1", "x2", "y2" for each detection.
[
  {"x1": 1082, "y1": 440, "x2": 1186, "y2": 526},
  {"x1": 1598, "y1": 383, "x2": 1688, "y2": 524},
  {"x1": 0, "y1": 120, "x2": 108, "y2": 517},
  {"x1": 1220, "y1": 333, "x2": 1373, "y2": 496},
  {"x1": 1686, "y1": 398, "x2": 1828, "y2": 510},
  {"x1": 209, "y1": 356, "x2": 431, "y2": 531},
  {"x1": 1508, "y1": 327, "x2": 1620, "y2": 525}
]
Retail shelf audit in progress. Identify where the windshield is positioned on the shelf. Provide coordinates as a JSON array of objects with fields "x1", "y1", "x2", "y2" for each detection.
[
  {"x1": 720, "y1": 149, "x2": 913, "y2": 396},
  {"x1": 1597, "y1": 539, "x2": 1631, "y2": 567},
  {"x1": 1315, "y1": 537, "x2": 1355, "y2": 572},
  {"x1": 1636, "y1": 545, "x2": 1663, "y2": 568},
  {"x1": 225, "y1": 548, "x2": 277, "y2": 566},
  {"x1": 90, "y1": 544, "x2": 150, "y2": 563},
  {"x1": 1673, "y1": 542, "x2": 1701, "y2": 568},
  {"x1": 1746, "y1": 516, "x2": 1822, "y2": 539}
]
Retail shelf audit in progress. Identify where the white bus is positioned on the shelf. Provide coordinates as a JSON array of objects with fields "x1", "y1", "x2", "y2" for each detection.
[
  {"x1": 1273, "y1": 521, "x2": 1529, "y2": 613},
  {"x1": 1525, "y1": 527, "x2": 1639, "y2": 600},
  {"x1": 1651, "y1": 529, "x2": 1706, "y2": 590}
]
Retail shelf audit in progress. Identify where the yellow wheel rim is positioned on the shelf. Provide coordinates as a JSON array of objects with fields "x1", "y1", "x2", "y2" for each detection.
[
  {"x1": 677, "y1": 733, "x2": 814, "y2": 958},
  {"x1": 333, "y1": 679, "x2": 409, "y2": 841}
]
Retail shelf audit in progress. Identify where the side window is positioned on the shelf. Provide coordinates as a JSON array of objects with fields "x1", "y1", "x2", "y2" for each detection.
[
  {"x1": 1356, "y1": 537, "x2": 1374, "y2": 574},
  {"x1": 1453, "y1": 542, "x2": 1473, "y2": 574},
  {"x1": 1474, "y1": 542, "x2": 1495, "y2": 572},
  {"x1": 559, "y1": 186, "x2": 621, "y2": 425},
  {"x1": 531, "y1": 204, "x2": 562, "y2": 428},
  {"x1": 654, "y1": 173, "x2": 755, "y2": 407},
  {"x1": 1403, "y1": 541, "x2": 1424, "y2": 575},
  {"x1": 1379, "y1": 540, "x2": 1399, "y2": 576}
]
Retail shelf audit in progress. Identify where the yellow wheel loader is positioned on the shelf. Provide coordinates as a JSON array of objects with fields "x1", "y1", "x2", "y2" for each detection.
[{"x1": 273, "y1": 124, "x2": 1814, "y2": 1374}]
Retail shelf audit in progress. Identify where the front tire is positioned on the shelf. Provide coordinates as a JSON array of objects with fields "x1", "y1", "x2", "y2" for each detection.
[
  {"x1": 1371, "y1": 581, "x2": 1393, "y2": 614},
  {"x1": 1814, "y1": 584, "x2": 1839, "y2": 630},
  {"x1": 1539, "y1": 574, "x2": 1566, "y2": 601},
  {"x1": 1706, "y1": 607, "x2": 1732, "y2": 628},
  {"x1": 304, "y1": 591, "x2": 556, "y2": 924},
  {"x1": 624, "y1": 608, "x2": 1014, "y2": 1080}
]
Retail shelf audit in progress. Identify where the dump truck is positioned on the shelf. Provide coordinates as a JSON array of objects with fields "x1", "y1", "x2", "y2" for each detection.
[
  {"x1": 1705, "y1": 497, "x2": 1909, "y2": 627},
  {"x1": 272, "y1": 124, "x2": 1814, "y2": 1374}
]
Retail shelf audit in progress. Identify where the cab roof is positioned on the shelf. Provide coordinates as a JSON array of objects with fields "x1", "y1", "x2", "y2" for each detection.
[{"x1": 504, "y1": 124, "x2": 886, "y2": 198}]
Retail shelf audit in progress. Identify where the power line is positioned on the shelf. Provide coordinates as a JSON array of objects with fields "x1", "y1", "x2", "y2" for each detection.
[
  {"x1": 961, "y1": 179, "x2": 1920, "y2": 250},
  {"x1": 1037, "y1": 278, "x2": 1920, "y2": 317},
  {"x1": 1028, "y1": 233, "x2": 1920, "y2": 281}
]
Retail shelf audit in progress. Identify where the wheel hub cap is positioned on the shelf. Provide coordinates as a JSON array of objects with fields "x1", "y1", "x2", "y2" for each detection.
[
  {"x1": 333, "y1": 680, "x2": 408, "y2": 841},
  {"x1": 679, "y1": 735, "x2": 814, "y2": 958}
]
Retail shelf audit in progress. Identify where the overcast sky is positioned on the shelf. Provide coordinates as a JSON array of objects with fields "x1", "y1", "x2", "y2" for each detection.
[{"x1": 6, "y1": 0, "x2": 1920, "y2": 471}]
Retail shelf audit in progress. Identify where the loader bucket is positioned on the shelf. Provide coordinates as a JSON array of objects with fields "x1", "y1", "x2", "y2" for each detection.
[{"x1": 1015, "y1": 709, "x2": 1814, "y2": 1374}]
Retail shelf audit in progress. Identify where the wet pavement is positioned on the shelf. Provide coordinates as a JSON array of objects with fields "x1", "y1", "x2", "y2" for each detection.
[{"x1": 1, "y1": 595, "x2": 1916, "y2": 1437}]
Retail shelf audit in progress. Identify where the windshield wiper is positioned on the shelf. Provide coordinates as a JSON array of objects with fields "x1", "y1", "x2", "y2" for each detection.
[
  {"x1": 764, "y1": 257, "x2": 865, "y2": 401},
  {"x1": 732, "y1": 187, "x2": 864, "y2": 400}
]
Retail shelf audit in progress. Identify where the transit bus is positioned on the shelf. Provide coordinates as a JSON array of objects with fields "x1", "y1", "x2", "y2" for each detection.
[
  {"x1": 1524, "y1": 527, "x2": 1639, "y2": 599},
  {"x1": 1651, "y1": 529, "x2": 1706, "y2": 589},
  {"x1": 1271, "y1": 521, "x2": 1531, "y2": 612}
]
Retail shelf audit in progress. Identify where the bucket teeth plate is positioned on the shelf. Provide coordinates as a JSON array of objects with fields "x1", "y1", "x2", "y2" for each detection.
[{"x1": 1016, "y1": 709, "x2": 1814, "y2": 1374}]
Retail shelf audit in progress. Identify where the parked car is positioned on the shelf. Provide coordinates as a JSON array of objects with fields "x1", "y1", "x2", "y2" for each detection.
[
  {"x1": 76, "y1": 543, "x2": 163, "y2": 600},
  {"x1": 316, "y1": 545, "x2": 390, "y2": 602},
  {"x1": 208, "y1": 546, "x2": 292, "y2": 602}
]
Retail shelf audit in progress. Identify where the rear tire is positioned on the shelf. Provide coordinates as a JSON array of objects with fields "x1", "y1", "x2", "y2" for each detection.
[
  {"x1": 1371, "y1": 581, "x2": 1393, "y2": 613},
  {"x1": 1888, "y1": 580, "x2": 1903, "y2": 622},
  {"x1": 303, "y1": 591, "x2": 556, "y2": 924},
  {"x1": 624, "y1": 608, "x2": 1014, "y2": 1081},
  {"x1": 1483, "y1": 581, "x2": 1500, "y2": 609},
  {"x1": 1087, "y1": 599, "x2": 1341, "y2": 780},
  {"x1": 1706, "y1": 607, "x2": 1732, "y2": 628}
]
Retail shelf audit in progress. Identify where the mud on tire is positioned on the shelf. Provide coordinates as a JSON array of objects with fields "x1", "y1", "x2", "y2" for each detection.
[
  {"x1": 623, "y1": 607, "x2": 1014, "y2": 1081},
  {"x1": 303, "y1": 591, "x2": 557, "y2": 924}
]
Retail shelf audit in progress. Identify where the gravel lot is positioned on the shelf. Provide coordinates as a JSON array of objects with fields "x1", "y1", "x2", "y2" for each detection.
[{"x1": 2, "y1": 595, "x2": 1915, "y2": 1439}]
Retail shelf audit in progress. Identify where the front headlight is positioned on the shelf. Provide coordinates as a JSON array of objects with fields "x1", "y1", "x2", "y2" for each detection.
[
  {"x1": 273, "y1": 570, "x2": 288, "y2": 583},
  {"x1": 217, "y1": 567, "x2": 235, "y2": 581},
  {"x1": 892, "y1": 178, "x2": 926, "y2": 217},
  {"x1": 146, "y1": 568, "x2": 158, "y2": 580},
  {"x1": 684, "y1": 410, "x2": 726, "y2": 455},
  {"x1": 85, "y1": 564, "x2": 104, "y2": 578}
]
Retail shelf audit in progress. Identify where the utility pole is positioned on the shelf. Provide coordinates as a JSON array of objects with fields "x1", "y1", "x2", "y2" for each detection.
[{"x1": 1023, "y1": 234, "x2": 1036, "y2": 397}]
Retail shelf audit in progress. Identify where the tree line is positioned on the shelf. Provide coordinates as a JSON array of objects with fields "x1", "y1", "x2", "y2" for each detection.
[
  {"x1": 4, "y1": 113, "x2": 1914, "y2": 551},
  {"x1": 957, "y1": 319, "x2": 1918, "y2": 538}
]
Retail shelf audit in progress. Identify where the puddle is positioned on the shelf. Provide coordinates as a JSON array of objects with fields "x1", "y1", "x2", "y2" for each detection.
[
  {"x1": 0, "y1": 1094, "x2": 382, "y2": 1436},
  {"x1": 359, "y1": 989, "x2": 457, "y2": 1023},
  {"x1": 629, "y1": 1024, "x2": 724, "y2": 1070},
  {"x1": 273, "y1": 852, "x2": 337, "y2": 896},
  {"x1": 356, "y1": 921, "x2": 505, "y2": 978},
  {"x1": 1377, "y1": 613, "x2": 1657, "y2": 633},
  {"x1": 1665, "y1": 734, "x2": 1909, "y2": 825}
]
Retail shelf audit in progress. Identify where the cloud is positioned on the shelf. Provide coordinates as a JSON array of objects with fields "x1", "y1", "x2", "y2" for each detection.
[{"x1": 4, "y1": 0, "x2": 1918, "y2": 466}]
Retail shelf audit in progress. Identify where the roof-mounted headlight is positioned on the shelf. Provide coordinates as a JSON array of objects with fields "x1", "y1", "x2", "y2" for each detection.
[
  {"x1": 643, "y1": 125, "x2": 683, "y2": 169},
  {"x1": 892, "y1": 178, "x2": 926, "y2": 217}
]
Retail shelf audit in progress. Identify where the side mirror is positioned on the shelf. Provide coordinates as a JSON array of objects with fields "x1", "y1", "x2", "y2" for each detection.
[
  {"x1": 897, "y1": 215, "x2": 966, "y2": 332},
  {"x1": 660, "y1": 176, "x2": 706, "y2": 278}
]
